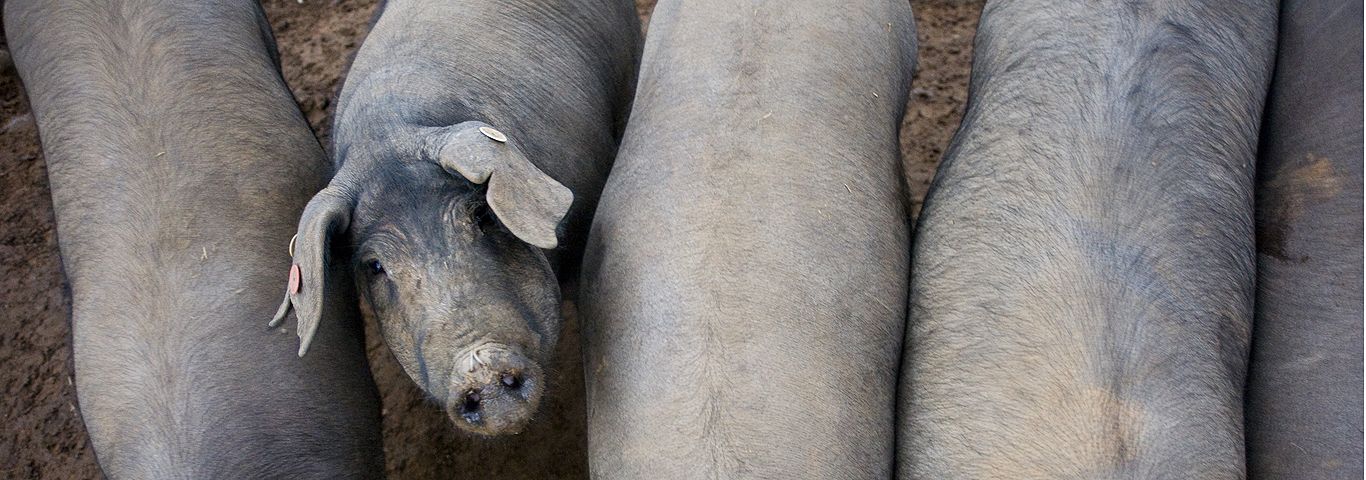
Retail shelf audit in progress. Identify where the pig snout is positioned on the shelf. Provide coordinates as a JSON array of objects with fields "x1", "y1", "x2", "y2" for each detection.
[{"x1": 447, "y1": 343, "x2": 544, "y2": 435}]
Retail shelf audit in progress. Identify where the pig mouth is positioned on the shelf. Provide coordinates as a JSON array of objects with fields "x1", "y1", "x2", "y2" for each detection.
[{"x1": 445, "y1": 342, "x2": 546, "y2": 435}]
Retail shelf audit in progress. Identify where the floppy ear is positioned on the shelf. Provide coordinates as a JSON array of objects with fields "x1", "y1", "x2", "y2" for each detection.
[
  {"x1": 425, "y1": 121, "x2": 573, "y2": 249},
  {"x1": 268, "y1": 187, "x2": 354, "y2": 357}
]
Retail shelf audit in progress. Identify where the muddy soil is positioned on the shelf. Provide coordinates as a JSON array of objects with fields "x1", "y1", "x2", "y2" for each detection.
[{"x1": 0, "y1": 1, "x2": 982, "y2": 477}]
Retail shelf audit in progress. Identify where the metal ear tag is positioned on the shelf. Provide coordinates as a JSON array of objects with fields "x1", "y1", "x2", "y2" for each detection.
[
  {"x1": 288, "y1": 264, "x2": 302, "y2": 295},
  {"x1": 478, "y1": 126, "x2": 508, "y2": 143}
]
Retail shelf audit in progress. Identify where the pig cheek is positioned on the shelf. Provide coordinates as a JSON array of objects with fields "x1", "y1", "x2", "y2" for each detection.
[
  {"x1": 366, "y1": 281, "x2": 429, "y2": 385},
  {"x1": 359, "y1": 278, "x2": 406, "y2": 348},
  {"x1": 356, "y1": 277, "x2": 391, "y2": 320},
  {"x1": 356, "y1": 287, "x2": 378, "y2": 320}
]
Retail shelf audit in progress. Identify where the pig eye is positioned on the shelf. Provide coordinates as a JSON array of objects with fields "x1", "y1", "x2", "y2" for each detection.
[
  {"x1": 367, "y1": 259, "x2": 385, "y2": 276},
  {"x1": 471, "y1": 202, "x2": 497, "y2": 233}
]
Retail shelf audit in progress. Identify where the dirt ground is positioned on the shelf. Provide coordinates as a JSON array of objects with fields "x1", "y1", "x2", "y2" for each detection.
[{"x1": 0, "y1": 1, "x2": 982, "y2": 478}]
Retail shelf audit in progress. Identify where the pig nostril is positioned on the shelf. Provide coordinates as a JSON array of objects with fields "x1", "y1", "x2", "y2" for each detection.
[
  {"x1": 462, "y1": 390, "x2": 482, "y2": 413},
  {"x1": 501, "y1": 373, "x2": 523, "y2": 390}
]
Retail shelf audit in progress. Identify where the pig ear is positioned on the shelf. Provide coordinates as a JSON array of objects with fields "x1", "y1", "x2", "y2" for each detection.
[
  {"x1": 268, "y1": 187, "x2": 353, "y2": 357},
  {"x1": 425, "y1": 121, "x2": 573, "y2": 249}
]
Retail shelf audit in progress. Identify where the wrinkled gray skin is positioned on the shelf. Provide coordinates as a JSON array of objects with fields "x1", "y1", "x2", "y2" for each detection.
[
  {"x1": 1245, "y1": 0, "x2": 1363, "y2": 477},
  {"x1": 897, "y1": 1, "x2": 1276, "y2": 478},
  {"x1": 579, "y1": 1, "x2": 915, "y2": 477},
  {"x1": 270, "y1": 0, "x2": 640, "y2": 435},
  {"x1": 4, "y1": 0, "x2": 382, "y2": 478}
]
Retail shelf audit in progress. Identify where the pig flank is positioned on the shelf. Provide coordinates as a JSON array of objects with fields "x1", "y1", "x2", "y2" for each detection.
[
  {"x1": 1245, "y1": 0, "x2": 1364, "y2": 477},
  {"x1": 4, "y1": 0, "x2": 382, "y2": 477},
  {"x1": 273, "y1": 0, "x2": 641, "y2": 435},
  {"x1": 897, "y1": 0, "x2": 1275, "y2": 477}
]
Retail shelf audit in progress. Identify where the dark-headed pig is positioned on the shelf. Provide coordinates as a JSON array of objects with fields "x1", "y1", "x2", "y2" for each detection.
[{"x1": 269, "y1": 0, "x2": 641, "y2": 435}]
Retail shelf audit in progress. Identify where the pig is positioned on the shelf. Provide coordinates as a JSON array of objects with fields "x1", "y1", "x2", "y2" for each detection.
[
  {"x1": 896, "y1": 0, "x2": 1276, "y2": 477},
  {"x1": 578, "y1": 1, "x2": 917, "y2": 477},
  {"x1": 1244, "y1": 0, "x2": 1363, "y2": 477},
  {"x1": 268, "y1": 0, "x2": 641, "y2": 435},
  {"x1": 4, "y1": 0, "x2": 383, "y2": 477}
]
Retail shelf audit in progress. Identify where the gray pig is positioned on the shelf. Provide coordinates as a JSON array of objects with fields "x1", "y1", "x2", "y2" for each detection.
[
  {"x1": 1245, "y1": 0, "x2": 1363, "y2": 477},
  {"x1": 269, "y1": 0, "x2": 640, "y2": 435},
  {"x1": 5, "y1": 0, "x2": 382, "y2": 477},
  {"x1": 897, "y1": 0, "x2": 1275, "y2": 477},
  {"x1": 579, "y1": 0, "x2": 916, "y2": 477}
]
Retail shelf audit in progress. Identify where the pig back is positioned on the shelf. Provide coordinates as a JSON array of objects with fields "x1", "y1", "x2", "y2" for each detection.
[
  {"x1": 1246, "y1": 0, "x2": 1365, "y2": 477},
  {"x1": 580, "y1": 1, "x2": 916, "y2": 478},
  {"x1": 5, "y1": 0, "x2": 382, "y2": 477}
]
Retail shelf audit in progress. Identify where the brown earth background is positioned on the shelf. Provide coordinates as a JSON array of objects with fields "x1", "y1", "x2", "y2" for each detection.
[{"x1": 0, "y1": 0, "x2": 983, "y2": 478}]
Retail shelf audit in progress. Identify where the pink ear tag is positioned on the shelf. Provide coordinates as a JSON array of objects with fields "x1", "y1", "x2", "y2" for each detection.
[{"x1": 288, "y1": 264, "x2": 302, "y2": 295}]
